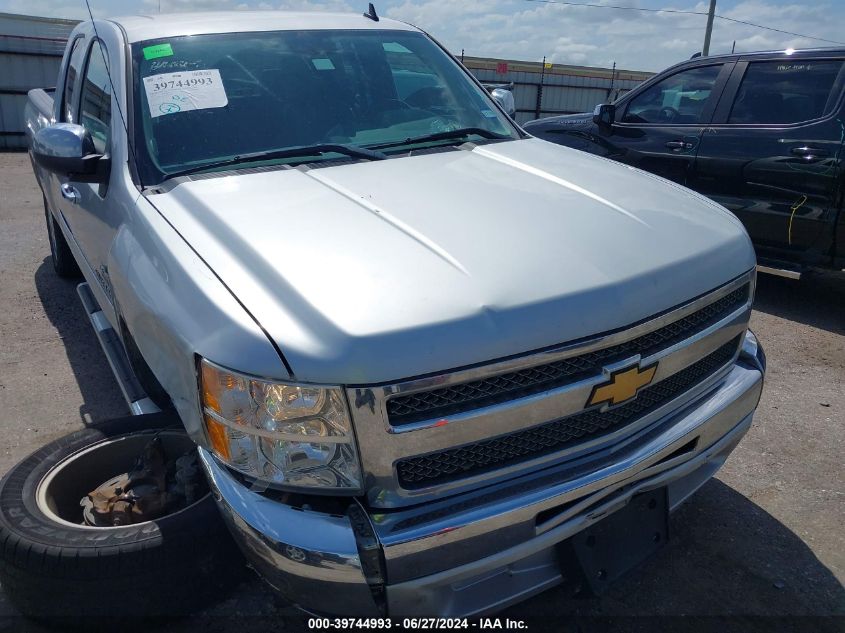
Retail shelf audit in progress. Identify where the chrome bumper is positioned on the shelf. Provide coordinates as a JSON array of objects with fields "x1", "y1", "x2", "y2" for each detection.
[{"x1": 199, "y1": 332, "x2": 765, "y2": 617}]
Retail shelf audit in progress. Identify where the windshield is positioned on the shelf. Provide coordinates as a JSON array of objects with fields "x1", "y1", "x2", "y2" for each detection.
[{"x1": 130, "y1": 29, "x2": 518, "y2": 184}]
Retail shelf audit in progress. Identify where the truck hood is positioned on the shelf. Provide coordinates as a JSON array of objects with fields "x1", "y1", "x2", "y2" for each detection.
[{"x1": 149, "y1": 138, "x2": 754, "y2": 384}]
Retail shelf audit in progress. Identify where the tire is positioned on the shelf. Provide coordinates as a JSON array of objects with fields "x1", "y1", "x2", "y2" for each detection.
[
  {"x1": 0, "y1": 413, "x2": 246, "y2": 621},
  {"x1": 44, "y1": 196, "x2": 81, "y2": 278},
  {"x1": 121, "y1": 323, "x2": 173, "y2": 411}
]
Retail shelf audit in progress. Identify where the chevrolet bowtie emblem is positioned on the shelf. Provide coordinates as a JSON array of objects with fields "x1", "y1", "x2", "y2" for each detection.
[{"x1": 587, "y1": 360, "x2": 658, "y2": 408}]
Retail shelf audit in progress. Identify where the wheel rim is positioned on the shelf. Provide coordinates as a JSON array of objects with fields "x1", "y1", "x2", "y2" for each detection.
[{"x1": 36, "y1": 430, "x2": 209, "y2": 530}]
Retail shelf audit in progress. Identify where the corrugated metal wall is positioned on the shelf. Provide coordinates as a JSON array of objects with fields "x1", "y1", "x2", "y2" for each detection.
[
  {"x1": 0, "y1": 13, "x2": 653, "y2": 145},
  {"x1": 463, "y1": 56, "x2": 653, "y2": 125},
  {"x1": 0, "y1": 12, "x2": 78, "y2": 150}
]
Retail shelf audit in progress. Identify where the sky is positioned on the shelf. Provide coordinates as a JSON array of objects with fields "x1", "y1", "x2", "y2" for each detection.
[{"x1": 2, "y1": 0, "x2": 843, "y2": 72}]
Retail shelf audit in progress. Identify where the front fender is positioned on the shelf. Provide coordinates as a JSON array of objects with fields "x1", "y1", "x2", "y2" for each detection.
[{"x1": 106, "y1": 184, "x2": 289, "y2": 444}]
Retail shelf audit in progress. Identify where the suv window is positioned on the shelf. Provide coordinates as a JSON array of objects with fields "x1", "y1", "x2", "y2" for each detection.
[
  {"x1": 79, "y1": 41, "x2": 112, "y2": 154},
  {"x1": 622, "y1": 65, "x2": 722, "y2": 125},
  {"x1": 62, "y1": 38, "x2": 86, "y2": 123},
  {"x1": 728, "y1": 59, "x2": 844, "y2": 125}
]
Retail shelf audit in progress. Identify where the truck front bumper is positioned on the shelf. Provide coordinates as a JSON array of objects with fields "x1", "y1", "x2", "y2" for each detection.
[{"x1": 198, "y1": 332, "x2": 765, "y2": 617}]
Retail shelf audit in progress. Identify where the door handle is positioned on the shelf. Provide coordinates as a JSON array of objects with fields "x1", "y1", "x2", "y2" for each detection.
[
  {"x1": 790, "y1": 146, "x2": 829, "y2": 161},
  {"x1": 60, "y1": 183, "x2": 80, "y2": 204},
  {"x1": 665, "y1": 140, "x2": 695, "y2": 150}
]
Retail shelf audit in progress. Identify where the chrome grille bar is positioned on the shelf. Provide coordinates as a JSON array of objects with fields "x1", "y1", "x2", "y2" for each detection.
[{"x1": 387, "y1": 283, "x2": 749, "y2": 426}]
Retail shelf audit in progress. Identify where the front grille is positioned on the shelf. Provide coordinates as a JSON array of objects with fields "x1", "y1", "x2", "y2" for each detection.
[
  {"x1": 396, "y1": 336, "x2": 740, "y2": 488},
  {"x1": 387, "y1": 283, "x2": 749, "y2": 426}
]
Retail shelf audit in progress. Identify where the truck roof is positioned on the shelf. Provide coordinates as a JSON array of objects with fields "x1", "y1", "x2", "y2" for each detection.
[{"x1": 109, "y1": 10, "x2": 417, "y2": 44}]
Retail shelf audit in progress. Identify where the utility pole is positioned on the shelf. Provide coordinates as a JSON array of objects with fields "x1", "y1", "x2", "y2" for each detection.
[
  {"x1": 608, "y1": 61, "x2": 616, "y2": 99},
  {"x1": 702, "y1": 0, "x2": 716, "y2": 56},
  {"x1": 535, "y1": 56, "x2": 546, "y2": 120}
]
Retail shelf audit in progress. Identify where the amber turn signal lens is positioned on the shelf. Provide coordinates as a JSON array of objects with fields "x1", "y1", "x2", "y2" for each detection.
[
  {"x1": 203, "y1": 413, "x2": 231, "y2": 461},
  {"x1": 200, "y1": 361, "x2": 223, "y2": 414}
]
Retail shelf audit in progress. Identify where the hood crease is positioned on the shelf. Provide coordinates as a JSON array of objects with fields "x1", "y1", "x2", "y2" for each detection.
[
  {"x1": 472, "y1": 145, "x2": 650, "y2": 227},
  {"x1": 304, "y1": 168, "x2": 471, "y2": 277}
]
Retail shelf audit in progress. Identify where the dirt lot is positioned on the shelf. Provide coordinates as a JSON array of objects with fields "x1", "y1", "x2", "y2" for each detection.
[{"x1": 0, "y1": 151, "x2": 843, "y2": 631}]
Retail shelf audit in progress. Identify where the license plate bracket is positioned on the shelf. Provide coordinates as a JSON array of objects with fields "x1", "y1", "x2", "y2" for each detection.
[{"x1": 558, "y1": 488, "x2": 669, "y2": 595}]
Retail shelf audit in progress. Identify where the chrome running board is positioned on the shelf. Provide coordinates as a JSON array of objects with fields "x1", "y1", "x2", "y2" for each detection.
[
  {"x1": 756, "y1": 264, "x2": 801, "y2": 280},
  {"x1": 76, "y1": 282, "x2": 160, "y2": 416}
]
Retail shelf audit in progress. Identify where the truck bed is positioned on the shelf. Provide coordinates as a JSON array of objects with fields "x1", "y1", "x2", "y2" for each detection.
[{"x1": 24, "y1": 88, "x2": 55, "y2": 143}]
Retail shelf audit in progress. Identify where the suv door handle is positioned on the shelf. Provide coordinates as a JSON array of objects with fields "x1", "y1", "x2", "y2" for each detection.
[
  {"x1": 790, "y1": 146, "x2": 829, "y2": 161},
  {"x1": 665, "y1": 140, "x2": 695, "y2": 150},
  {"x1": 60, "y1": 183, "x2": 80, "y2": 204}
]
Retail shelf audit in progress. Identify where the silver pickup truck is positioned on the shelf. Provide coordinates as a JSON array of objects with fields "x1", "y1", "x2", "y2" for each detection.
[{"x1": 17, "y1": 9, "x2": 765, "y2": 619}]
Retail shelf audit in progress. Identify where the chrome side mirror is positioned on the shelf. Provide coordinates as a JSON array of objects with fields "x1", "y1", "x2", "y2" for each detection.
[
  {"x1": 491, "y1": 88, "x2": 516, "y2": 118},
  {"x1": 592, "y1": 103, "x2": 615, "y2": 126},
  {"x1": 32, "y1": 123, "x2": 110, "y2": 183}
]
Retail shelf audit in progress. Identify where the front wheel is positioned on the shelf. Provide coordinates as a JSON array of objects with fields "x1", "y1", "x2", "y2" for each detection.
[
  {"x1": 44, "y1": 196, "x2": 81, "y2": 278},
  {"x1": 0, "y1": 413, "x2": 246, "y2": 620}
]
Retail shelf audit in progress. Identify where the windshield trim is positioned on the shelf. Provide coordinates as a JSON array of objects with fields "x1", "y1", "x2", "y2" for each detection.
[{"x1": 117, "y1": 19, "x2": 144, "y2": 190}]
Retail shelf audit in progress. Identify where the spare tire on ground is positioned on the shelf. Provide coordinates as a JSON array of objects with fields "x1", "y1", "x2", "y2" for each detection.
[{"x1": 0, "y1": 412, "x2": 246, "y2": 621}]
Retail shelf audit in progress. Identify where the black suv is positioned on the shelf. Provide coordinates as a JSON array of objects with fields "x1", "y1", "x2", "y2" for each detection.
[{"x1": 524, "y1": 48, "x2": 845, "y2": 277}]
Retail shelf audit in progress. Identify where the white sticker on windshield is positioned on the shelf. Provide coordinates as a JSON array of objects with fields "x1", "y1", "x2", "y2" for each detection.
[{"x1": 143, "y1": 69, "x2": 228, "y2": 118}]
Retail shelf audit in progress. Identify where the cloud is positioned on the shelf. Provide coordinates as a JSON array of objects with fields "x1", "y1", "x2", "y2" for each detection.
[
  {"x1": 145, "y1": 0, "x2": 234, "y2": 12},
  {"x1": 138, "y1": 0, "x2": 353, "y2": 15},
  {"x1": 0, "y1": 0, "x2": 92, "y2": 18},
  {"x1": 384, "y1": 0, "x2": 843, "y2": 71},
  {"x1": 1, "y1": 0, "x2": 841, "y2": 72},
  {"x1": 271, "y1": 0, "x2": 353, "y2": 10}
]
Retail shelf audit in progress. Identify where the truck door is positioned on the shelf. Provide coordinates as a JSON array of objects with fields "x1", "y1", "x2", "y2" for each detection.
[
  {"x1": 61, "y1": 39, "x2": 120, "y2": 314},
  {"x1": 598, "y1": 61, "x2": 732, "y2": 185},
  {"x1": 689, "y1": 57, "x2": 845, "y2": 267}
]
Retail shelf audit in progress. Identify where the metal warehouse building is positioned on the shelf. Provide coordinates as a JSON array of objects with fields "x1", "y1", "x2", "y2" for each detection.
[
  {"x1": 0, "y1": 13, "x2": 78, "y2": 149},
  {"x1": 0, "y1": 12, "x2": 653, "y2": 145}
]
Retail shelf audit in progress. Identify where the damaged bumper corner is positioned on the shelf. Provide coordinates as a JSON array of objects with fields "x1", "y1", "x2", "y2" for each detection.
[{"x1": 198, "y1": 449, "x2": 381, "y2": 615}]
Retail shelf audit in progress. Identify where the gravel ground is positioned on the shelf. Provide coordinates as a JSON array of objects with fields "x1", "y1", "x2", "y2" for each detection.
[{"x1": 0, "y1": 151, "x2": 843, "y2": 632}]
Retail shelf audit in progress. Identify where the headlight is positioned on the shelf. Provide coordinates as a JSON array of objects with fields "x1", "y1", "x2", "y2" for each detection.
[{"x1": 199, "y1": 358, "x2": 361, "y2": 491}]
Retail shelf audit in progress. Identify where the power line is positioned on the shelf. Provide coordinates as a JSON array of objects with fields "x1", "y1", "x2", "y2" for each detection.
[
  {"x1": 714, "y1": 13, "x2": 845, "y2": 45},
  {"x1": 521, "y1": 0, "x2": 709, "y2": 17},
  {"x1": 519, "y1": 0, "x2": 845, "y2": 46}
]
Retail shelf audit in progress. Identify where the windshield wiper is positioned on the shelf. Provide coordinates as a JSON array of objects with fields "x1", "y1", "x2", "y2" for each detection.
[
  {"x1": 368, "y1": 127, "x2": 511, "y2": 151},
  {"x1": 163, "y1": 143, "x2": 387, "y2": 180}
]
